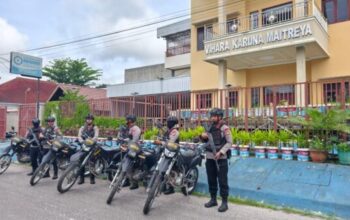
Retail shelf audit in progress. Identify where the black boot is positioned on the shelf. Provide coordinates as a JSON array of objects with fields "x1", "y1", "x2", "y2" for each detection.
[
  {"x1": 52, "y1": 173, "x2": 58, "y2": 180},
  {"x1": 43, "y1": 171, "x2": 50, "y2": 178},
  {"x1": 78, "y1": 177, "x2": 85, "y2": 185},
  {"x1": 90, "y1": 175, "x2": 95, "y2": 184},
  {"x1": 129, "y1": 181, "x2": 139, "y2": 190},
  {"x1": 163, "y1": 186, "x2": 175, "y2": 195},
  {"x1": 27, "y1": 172, "x2": 34, "y2": 176},
  {"x1": 218, "y1": 198, "x2": 228, "y2": 212},
  {"x1": 122, "y1": 178, "x2": 130, "y2": 187},
  {"x1": 205, "y1": 195, "x2": 218, "y2": 208}
]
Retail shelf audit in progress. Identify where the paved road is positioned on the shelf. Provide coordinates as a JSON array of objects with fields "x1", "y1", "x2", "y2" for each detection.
[{"x1": 0, "y1": 164, "x2": 321, "y2": 220}]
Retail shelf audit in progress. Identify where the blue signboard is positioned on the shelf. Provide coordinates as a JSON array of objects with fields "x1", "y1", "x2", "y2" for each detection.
[{"x1": 10, "y1": 52, "x2": 42, "y2": 78}]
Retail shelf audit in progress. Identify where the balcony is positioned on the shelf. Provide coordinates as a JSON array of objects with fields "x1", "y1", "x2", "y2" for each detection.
[
  {"x1": 165, "y1": 45, "x2": 191, "y2": 70},
  {"x1": 203, "y1": 1, "x2": 329, "y2": 70}
]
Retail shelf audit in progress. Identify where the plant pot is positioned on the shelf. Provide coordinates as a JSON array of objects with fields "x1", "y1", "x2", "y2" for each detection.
[
  {"x1": 231, "y1": 144, "x2": 239, "y2": 157},
  {"x1": 239, "y1": 145, "x2": 250, "y2": 158},
  {"x1": 297, "y1": 148, "x2": 310, "y2": 162},
  {"x1": 254, "y1": 146, "x2": 266, "y2": 159},
  {"x1": 267, "y1": 146, "x2": 279, "y2": 159},
  {"x1": 309, "y1": 149, "x2": 328, "y2": 163},
  {"x1": 281, "y1": 147, "x2": 293, "y2": 160},
  {"x1": 338, "y1": 151, "x2": 350, "y2": 165}
]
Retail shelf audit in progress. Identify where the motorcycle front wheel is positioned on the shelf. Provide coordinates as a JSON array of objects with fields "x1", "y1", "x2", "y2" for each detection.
[
  {"x1": 181, "y1": 167, "x2": 199, "y2": 196},
  {"x1": 57, "y1": 163, "x2": 80, "y2": 193},
  {"x1": 106, "y1": 171, "x2": 125, "y2": 205},
  {"x1": 143, "y1": 172, "x2": 162, "y2": 215},
  {"x1": 30, "y1": 162, "x2": 50, "y2": 186},
  {"x1": 0, "y1": 154, "x2": 12, "y2": 175}
]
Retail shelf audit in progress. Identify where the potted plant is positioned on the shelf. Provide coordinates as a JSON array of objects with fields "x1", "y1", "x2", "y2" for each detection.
[
  {"x1": 231, "y1": 128, "x2": 239, "y2": 157},
  {"x1": 252, "y1": 130, "x2": 266, "y2": 159},
  {"x1": 338, "y1": 142, "x2": 350, "y2": 165},
  {"x1": 295, "y1": 132, "x2": 310, "y2": 162},
  {"x1": 279, "y1": 130, "x2": 293, "y2": 160},
  {"x1": 266, "y1": 130, "x2": 279, "y2": 159},
  {"x1": 238, "y1": 131, "x2": 250, "y2": 158},
  {"x1": 290, "y1": 107, "x2": 350, "y2": 163}
]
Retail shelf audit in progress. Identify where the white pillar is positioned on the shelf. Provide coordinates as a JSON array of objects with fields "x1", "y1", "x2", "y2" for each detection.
[
  {"x1": 218, "y1": 60, "x2": 227, "y2": 89},
  {"x1": 296, "y1": 46, "x2": 306, "y2": 107},
  {"x1": 218, "y1": 0, "x2": 226, "y2": 35}
]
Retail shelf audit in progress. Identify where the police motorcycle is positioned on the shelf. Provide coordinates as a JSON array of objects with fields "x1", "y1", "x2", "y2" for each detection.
[
  {"x1": 143, "y1": 141, "x2": 203, "y2": 215},
  {"x1": 0, "y1": 137, "x2": 31, "y2": 175},
  {"x1": 106, "y1": 140, "x2": 159, "y2": 205},
  {"x1": 29, "y1": 137, "x2": 78, "y2": 186}
]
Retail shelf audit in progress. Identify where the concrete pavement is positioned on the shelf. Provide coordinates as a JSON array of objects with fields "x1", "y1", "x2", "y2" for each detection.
[{"x1": 0, "y1": 164, "x2": 322, "y2": 220}]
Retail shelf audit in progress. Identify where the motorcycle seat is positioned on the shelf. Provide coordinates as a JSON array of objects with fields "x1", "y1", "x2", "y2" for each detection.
[
  {"x1": 101, "y1": 146, "x2": 120, "y2": 153},
  {"x1": 180, "y1": 148, "x2": 196, "y2": 158},
  {"x1": 143, "y1": 148, "x2": 155, "y2": 157}
]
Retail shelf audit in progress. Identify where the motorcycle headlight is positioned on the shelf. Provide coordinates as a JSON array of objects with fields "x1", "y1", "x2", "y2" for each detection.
[
  {"x1": 11, "y1": 137, "x2": 20, "y2": 144},
  {"x1": 53, "y1": 140, "x2": 63, "y2": 149},
  {"x1": 82, "y1": 144, "x2": 91, "y2": 152},
  {"x1": 164, "y1": 148, "x2": 176, "y2": 158},
  {"x1": 84, "y1": 139, "x2": 95, "y2": 147},
  {"x1": 166, "y1": 142, "x2": 179, "y2": 151},
  {"x1": 52, "y1": 146, "x2": 59, "y2": 152},
  {"x1": 129, "y1": 143, "x2": 140, "y2": 152},
  {"x1": 128, "y1": 150, "x2": 137, "y2": 158}
]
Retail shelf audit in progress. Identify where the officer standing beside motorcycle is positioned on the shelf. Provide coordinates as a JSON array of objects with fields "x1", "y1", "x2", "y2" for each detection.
[
  {"x1": 43, "y1": 116, "x2": 62, "y2": 179},
  {"x1": 154, "y1": 116, "x2": 180, "y2": 195},
  {"x1": 123, "y1": 114, "x2": 141, "y2": 190},
  {"x1": 25, "y1": 118, "x2": 44, "y2": 176},
  {"x1": 201, "y1": 108, "x2": 232, "y2": 212},
  {"x1": 77, "y1": 114, "x2": 99, "y2": 185}
]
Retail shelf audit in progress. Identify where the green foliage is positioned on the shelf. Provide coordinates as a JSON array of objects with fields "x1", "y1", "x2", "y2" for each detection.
[
  {"x1": 94, "y1": 117, "x2": 126, "y2": 129},
  {"x1": 43, "y1": 101, "x2": 61, "y2": 125},
  {"x1": 59, "y1": 90, "x2": 86, "y2": 101},
  {"x1": 179, "y1": 126, "x2": 204, "y2": 142},
  {"x1": 267, "y1": 130, "x2": 278, "y2": 146},
  {"x1": 143, "y1": 127, "x2": 159, "y2": 140},
  {"x1": 278, "y1": 130, "x2": 291, "y2": 143},
  {"x1": 43, "y1": 58, "x2": 102, "y2": 86},
  {"x1": 238, "y1": 131, "x2": 251, "y2": 145},
  {"x1": 231, "y1": 128, "x2": 239, "y2": 143},
  {"x1": 295, "y1": 132, "x2": 308, "y2": 148},
  {"x1": 338, "y1": 143, "x2": 350, "y2": 152},
  {"x1": 251, "y1": 130, "x2": 266, "y2": 146},
  {"x1": 310, "y1": 136, "x2": 330, "y2": 151}
]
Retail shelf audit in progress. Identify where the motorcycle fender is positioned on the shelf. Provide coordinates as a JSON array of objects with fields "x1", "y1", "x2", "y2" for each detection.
[
  {"x1": 158, "y1": 157, "x2": 171, "y2": 173},
  {"x1": 189, "y1": 155, "x2": 202, "y2": 169},
  {"x1": 70, "y1": 151, "x2": 85, "y2": 162}
]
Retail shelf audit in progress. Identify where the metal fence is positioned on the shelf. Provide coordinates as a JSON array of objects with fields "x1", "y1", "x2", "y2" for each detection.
[{"x1": 0, "y1": 106, "x2": 6, "y2": 139}]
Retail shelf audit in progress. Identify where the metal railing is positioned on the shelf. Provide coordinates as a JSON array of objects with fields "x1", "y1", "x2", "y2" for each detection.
[
  {"x1": 166, "y1": 44, "x2": 191, "y2": 57},
  {"x1": 204, "y1": 1, "x2": 327, "y2": 41}
]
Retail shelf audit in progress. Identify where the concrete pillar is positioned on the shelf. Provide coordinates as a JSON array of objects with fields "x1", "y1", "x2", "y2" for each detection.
[
  {"x1": 296, "y1": 46, "x2": 306, "y2": 107},
  {"x1": 218, "y1": 0, "x2": 226, "y2": 35},
  {"x1": 218, "y1": 60, "x2": 227, "y2": 89}
]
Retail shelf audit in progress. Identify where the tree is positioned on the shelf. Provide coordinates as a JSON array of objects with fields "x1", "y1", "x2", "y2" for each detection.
[
  {"x1": 59, "y1": 90, "x2": 86, "y2": 101},
  {"x1": 43, "y1": 58, "x2": 102, "y2": 86}
]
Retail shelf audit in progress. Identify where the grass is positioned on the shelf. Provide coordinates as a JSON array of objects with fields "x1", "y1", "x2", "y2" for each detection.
[{"x1": 192, "y1": 192, "x2": 339, "y2": 220}]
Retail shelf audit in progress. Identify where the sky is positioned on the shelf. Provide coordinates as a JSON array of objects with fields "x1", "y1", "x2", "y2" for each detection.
[{"x1": 0, "y1": 0, "x2": 189, "y2": 85}]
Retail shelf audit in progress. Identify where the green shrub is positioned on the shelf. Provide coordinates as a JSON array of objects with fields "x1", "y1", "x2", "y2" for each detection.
[
  {"x1": 238, "y1": 131, "x2": 250, "y2": 145},
  {"x1": 338, "y1": 143, "x2": 350, "y2": 152},
  {"x1": 251, "y1": 130, "x2": 266, "y2": 146},
  {"x1": 267, "y1": 130, "x2": 278, "y2": 146}
]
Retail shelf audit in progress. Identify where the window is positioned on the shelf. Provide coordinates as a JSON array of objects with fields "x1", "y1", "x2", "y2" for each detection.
[
  {"x1": 262, "y1": 2, "x2": 293, "y2": 26},
  {"x1": 166, "y1": 30, "x2": 191, "y2": 57},
  {"x1": 228, "y1": 91, "x2": 239, "y2": 107},
  {"x1": 227, "y1": 19, "x2": 239, "y2": 34},
  {"x1": 323, "y1": 0, "x2": 350, "y2": 24},
  {"x1": 196, "y1": 93, "x2": 212, "y2": 109},
  {"x1": 323, "y1": 82, "x2": 350, "y2": 103},
  {"x1": 263, "y1": 85, "x2": 295, "y2": 106},
  {"x1": 205, "y1": 25, "x2": 213, "y2": 40},
  {"x1": 197, "y1": 27, "x2": 204, "y2": 51},
  {"x1": 250, "y1": 11, "x2": 259, "y2": 29},
  {"x1": 251, "y1": 87, "x2": 260, "y2": 107}
]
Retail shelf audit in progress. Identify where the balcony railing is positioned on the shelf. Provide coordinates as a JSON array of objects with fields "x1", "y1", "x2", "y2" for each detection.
[
  {"x1": 166, "y1": 44, "x2": 191, "y2": 57},
  {"x1": 204, "y1": 1, "x2": 327, "y2": 41}
]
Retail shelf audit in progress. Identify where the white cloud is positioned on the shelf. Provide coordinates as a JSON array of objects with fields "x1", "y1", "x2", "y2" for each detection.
[{"x1": 0, "y1": 17, "x2": 28, "y2": 83}]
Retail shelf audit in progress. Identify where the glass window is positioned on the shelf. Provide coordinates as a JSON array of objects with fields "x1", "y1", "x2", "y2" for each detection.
[
  {"x1": 323, "y1": 0, "x2": 350, "y2": 24},
  {"x1": 197, "y1": 27, "x2": 204, "y2": 51},
  {"x1": 263, "y1": 85, "x2": 295, "y2": 106},
  {"x1": 250, "y1": 11, "x2": 259, "y2": 29},
  {"x1": 228, "y1": 91, "x2": 239, "y2": 107},
  {"x1": 196, "y1": 93, "x2": 212, "y2": 109},
  {"x1": 262, "y1": 3, "x2": 293, "y2": 26},
  {"x1": 205, "y1": 25, "x2": 213, "y2": 40},
  {"x1": 166, "y1": 31, "x2": 191, "y2": 57},
  {"x1": 251, "y1": 87, "x2": 260, "y2": 107},
  {"x1": 227, "y1": 19, "x2": 239, "y2": 34}
]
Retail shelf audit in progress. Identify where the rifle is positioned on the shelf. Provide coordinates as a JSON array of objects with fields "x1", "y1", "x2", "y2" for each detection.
[{"x1": 203, "y1": 122, "x2": 220, "y2": 172}]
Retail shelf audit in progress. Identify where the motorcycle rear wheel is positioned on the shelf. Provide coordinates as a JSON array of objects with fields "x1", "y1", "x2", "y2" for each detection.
[
  {"x1": 30, "y1": 162, "x2": 50, "y2": 186},
  {"x1": 181, "y1": 167, "x2": 198, "y2": 196},
  {"x1": 106, "y1": 171, "x2": 125, "y2": 205},
  {"x1": 0, "y1": 154, "x2": 12, "y2": 175},
  {"x1": 143, "y1": 172, "x2": 162, "y2": 215},
  {"x1": 57, "y1": 163, "x2": 80, "y2": 193}
]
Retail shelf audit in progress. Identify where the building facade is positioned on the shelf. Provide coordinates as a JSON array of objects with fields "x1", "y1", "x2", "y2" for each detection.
[{"x1": 191, "y1": 0, "x2": 350, "y2": 113}]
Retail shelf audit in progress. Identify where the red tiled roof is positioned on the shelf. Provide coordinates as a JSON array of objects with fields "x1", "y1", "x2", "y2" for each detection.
[
  {"x1": 0, "y1": 77, "x2": 59, "y2": 104},
  {"x1": 59, "y1": 84, "x2": 107, "y2": 100}
]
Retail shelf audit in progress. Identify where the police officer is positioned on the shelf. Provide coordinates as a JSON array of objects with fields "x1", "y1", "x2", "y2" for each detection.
[
  {"x1": 43, "y1": 116, "x2": 62, "y2": 179},
  {"x1": 77, "y1": 114, "x2": 99, "y2": 185},
  {"x1": 201, "y1": 108, "x2": 232, "y2": 212},
  {"x1": 26, "y1": 118, "x2": 44, "y2": 176},
  {"x1": 155, "y1": 116, "x2": 180, "y2": 195},
  {"x1": 124, "y1": 114, "x2": 141, "y2": 190}
]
